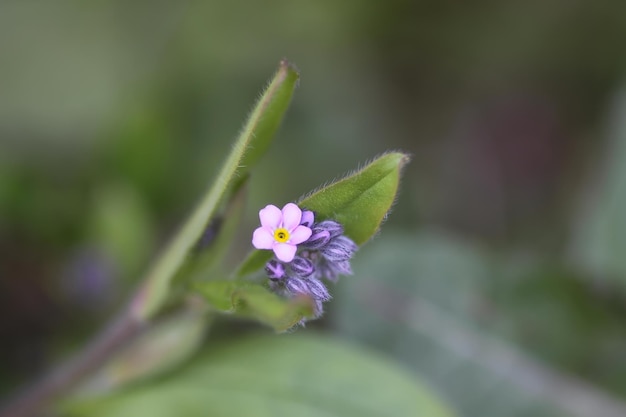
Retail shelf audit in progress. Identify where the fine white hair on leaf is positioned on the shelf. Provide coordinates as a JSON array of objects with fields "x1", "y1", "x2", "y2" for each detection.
[{"x1": 297, "y1": 150, "x2": 411, "y2": 219}]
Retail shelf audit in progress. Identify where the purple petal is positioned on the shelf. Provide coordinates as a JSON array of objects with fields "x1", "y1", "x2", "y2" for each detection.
[
  {"x1": 252, "y1": 227, "x2": 274, "y2": 249},
  {"x1": 300, "y1": 210, "x2": 315, "y2": 228},
  {"x1": 259, "y1": 205, "x2": 282, "y2": 229},
  {"x1": 289, "y1": 225, "x2": 312, "y2": 245},
  {"x1": 273, "y1": 242, "x2": 297, "y2": 262},
  {"x1": 282, "y1": 203, "x2": 302, "y2": 231}
]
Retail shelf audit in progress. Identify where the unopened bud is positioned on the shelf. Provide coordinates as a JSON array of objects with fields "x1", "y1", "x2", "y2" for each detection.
[
  {"x1": 286, "y1": 277, "x2": 309, "y2": 295},
  {"x1": 332, "y1": 236, "x2": 358, "y2": 253},
  {"x1": 303, "y1": 230, "x2": 331, "y2": 250},
  {"x1": 319, "y1": 262, "x2": 339, "y2": 282},
  {"x1": 306, "y1": 278, "x2": 331, "y2": 301},
  {"x1": 315, "y1": 220, "x2": 343, "y2": 239},
  {"x1": 290, "y1": 256, "x2": 314, "y2": 277},
  {"x1": 331, "y1": 260, "x2": 353, "y2": 276},
  {"x1": 265, "y1": 259, "x2": 285, "y2": 280},
  {"x1": 321, "y1": 239, "x2": 354, "y2": 262}
]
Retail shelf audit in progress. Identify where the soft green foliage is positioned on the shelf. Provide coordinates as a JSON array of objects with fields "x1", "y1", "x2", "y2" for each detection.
[
  {"x1": 193, "y1": 281, "x2": 314, "y2": 331},
  {"x1": 570, "y1": 87, "x2": 626, "y2": 284},
  {"x1": 334, "y1": 232, "x2": 626, "y2": 416},
  {"x1": 135, "y1": 61, "x2": 299, "y2": 320},
  {"x1": 87, "y1": 183, "x2": 155, "y2": 278},
  {"x1": 235, "y1": 247, "x2": 274, "y2": 279},
  {"x1": 300, "y1": 152, "x2": 410, "y2": 245},
  {"x1": 65, "y1": 334, "x2": 455, "y2": 417},
  {"x1": 235, "y1": 152, "x2": 410, "y2": 278}
]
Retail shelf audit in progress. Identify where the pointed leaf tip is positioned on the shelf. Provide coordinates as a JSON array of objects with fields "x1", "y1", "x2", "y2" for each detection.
[{"x1": 299, "y1": 151, "x2": 411, "y2": 245}]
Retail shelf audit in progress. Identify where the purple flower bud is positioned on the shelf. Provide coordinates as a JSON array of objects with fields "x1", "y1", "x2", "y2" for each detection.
[
  {"x1": 265, "y1": 259, "x2": 285, "y2": 280},
  {"x1": 290, "y1": 256, "x2": 314, "y2": 277},
  {"x1": 285, "y1": 277, "x2": 309, "y2": 295},
  {"x1": 315, "y1": 220, "x2": 343, "y2": 239},
  {"x1": 330, "y1": 260, "x2": 353, "y2": 276},
  {"x1": 306, "y1": 278, "x2": 331, "y2": 301},
  {"x1": 303, "y1": 229, "x2": 331, "y2": 250},
  {"x1": 332, "y1": 236, "x2": 358, "y2": 253},
  {"x1": 318, "y1": 262, "x2": 339, "y2": 282},
  {"x1": 321, "y1": 239, "x2": 354, "y2": 262},
  {"x1": 300, "y1": 210, "x2": 315, "y2": 228}
]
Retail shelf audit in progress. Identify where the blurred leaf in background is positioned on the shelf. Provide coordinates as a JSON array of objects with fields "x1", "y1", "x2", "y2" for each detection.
[
  {"x1": 570, "y1": 86, "x2": 626, "y2": 286},
  {"x1": 64, "y1": 334, "x2": 454, "y2": 417},
  {"x1": 333, "y1": 232, "x2": 626, "y2": 417}
]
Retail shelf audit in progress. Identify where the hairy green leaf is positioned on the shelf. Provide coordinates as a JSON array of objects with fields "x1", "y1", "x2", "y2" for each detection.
[
  {"x1": 300, "y1": 152, "x2": 409, "y2": 245},
  {"x1": 193, "y1": 280, "x2": 314, "y2": 331}
]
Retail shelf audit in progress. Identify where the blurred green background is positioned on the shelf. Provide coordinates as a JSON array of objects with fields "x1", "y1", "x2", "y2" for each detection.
[{"x1": 2, "y1": 1, "x2": 626, "y2": 416}]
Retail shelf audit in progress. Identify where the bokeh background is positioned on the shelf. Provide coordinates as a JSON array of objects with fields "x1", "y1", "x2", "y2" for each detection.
[{"x1": 3, "y1": 1, "x2": 626, "y2": 416}]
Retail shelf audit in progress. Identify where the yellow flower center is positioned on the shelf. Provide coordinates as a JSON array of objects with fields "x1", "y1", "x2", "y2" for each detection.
[{"x1": 274, "y1": 228, "x2": 290, "y2": 243}]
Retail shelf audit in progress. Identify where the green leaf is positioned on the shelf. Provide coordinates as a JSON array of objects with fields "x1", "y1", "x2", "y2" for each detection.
[
  {"x1": 333, "y1": 232, "x2": 626, "y2": 417},
  {"x1": 64, "y1": 334, "x2": 455, "y2": 417},
  {"x1": 134, "y1": 60, "x2": 299, "y2": 320},
  {"x1": 570, "y1": 87, "x2": 626, "y2": 285},
  {"x1": 193, "y1": 280, "x2": 314, "y2": 331},
  {"x1": 299, "y1": 152, "x2": 409, "y2": 245},
  {"x1": 235, "y1": 152, "x2": 409, "y2": 278},
  {"x1": 234, "y1": 247, "x2": 274, "y2": 279}
]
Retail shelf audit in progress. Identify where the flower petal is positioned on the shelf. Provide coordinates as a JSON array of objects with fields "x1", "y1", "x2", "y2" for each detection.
[
  {"x1": 252, "y1": 227, "x2": 275, "y2": 249},
  {"x1": 289, "y1": 225, "x2": 312, "y2": 245},
  {"x1": 273, "y1": 243, "x2": 297, "y2": 262},
  {"x1": 282, "y1": 203, "x2": 302, "y2": 231},
  {"x1": 300, "y1": 210, "x2": 315, "y2": 228},
  {"x1": 259, "y1": 205, "x2": 282, "y2": 229}
]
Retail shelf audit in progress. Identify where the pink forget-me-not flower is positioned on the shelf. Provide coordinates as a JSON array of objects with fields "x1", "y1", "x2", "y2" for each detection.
[{"x1": 252, "y1": 203, "x2": 312, "y2": 262}]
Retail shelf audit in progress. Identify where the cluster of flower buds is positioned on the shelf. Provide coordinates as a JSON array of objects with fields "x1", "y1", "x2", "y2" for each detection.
[{"x1": 252, "y1": 204, "x2": 357, "y2": 320}]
